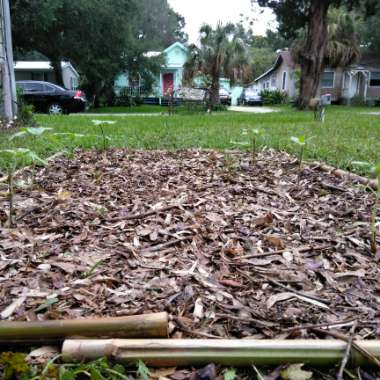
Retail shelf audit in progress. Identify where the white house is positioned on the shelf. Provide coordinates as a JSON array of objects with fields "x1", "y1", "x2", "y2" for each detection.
[
  {"x1": 254, "y1": 50, "x2": 380, "y2": 102},
  {"x1": 14, "y1": 61, "x2": 80, "y2": 90}
]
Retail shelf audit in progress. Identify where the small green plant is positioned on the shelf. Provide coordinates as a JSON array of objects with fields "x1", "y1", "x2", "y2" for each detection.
[
  {"x1": 0, "y1": 148, "x2": 47, "y2": 227},
  {"x1": 91, "y1": 120, "x2": 115, "y2": 151},
  {"x1": 251, "y1": 128, "x2": 265, "y2": 162},
  {"x1": 223, "y1": 153, "x2": 240, "y2": 179},
  {"x1": 10, "y1": 126, "x2": 52, "y2": 141},
  {"x1": 9, "y1": 126, "x2": 52, "y2": 183},
  {"x1": 58, "y1": 358, "x2": 130, "y2": 379},
  {"x1": 224, "y1": 368, "x2": 237, "y2": 380},
  {"x1": 16, "y1": 86, "x2": 36, "y2": 127},
  {"x1": 0, "y1": 352, "x2": 30, "y2": 379},
  {"x1": 81, "y1": 260, "x2": 104, "y2": 278},
  {"x1": 136, "y1": 360, "x2": 150, "y2": 380},
  {"x1": 352, "y1": 161, "x2": 380, "y2": 254},
  {"x1": 290, "y1": 135, "x2": 306, "y2": 183}
]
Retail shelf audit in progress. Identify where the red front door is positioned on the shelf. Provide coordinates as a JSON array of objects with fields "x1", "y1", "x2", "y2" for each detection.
[{"x1": 163, "y1": 73, "x2": 174, "y2": 95}]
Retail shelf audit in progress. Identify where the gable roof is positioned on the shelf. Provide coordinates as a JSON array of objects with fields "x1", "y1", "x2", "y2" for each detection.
[
  {"x1": 353, "y1": 52, "x2": 380, "y2": 69},
  {"x1": 163, "y1": 42, "x2": 188, "y2": 54},
  {"x1": 14, "y1": 61, "x2": 79, "y2": 77},
  {"x1": 254, "y1": 50, "x2": 296, "y2": 82}
]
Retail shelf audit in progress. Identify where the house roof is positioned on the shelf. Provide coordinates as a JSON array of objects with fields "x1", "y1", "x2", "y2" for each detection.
[
  {"x1": 352, "y1": 53, "x2": 380, "y2": 69},
  {"x1": 254, "y1": 50, "x2": 296, "y2": 82},
  {"x1": 14, "y1": 61, "x2": 79, "y2": 77},
  {"x1": 163, "y1": 42, "x2": 188, "y2": 54}
]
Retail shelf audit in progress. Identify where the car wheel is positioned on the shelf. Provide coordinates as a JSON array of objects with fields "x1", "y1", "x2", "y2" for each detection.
[{"x1": 48, "y1": 103, "x2": 64, "y2": 115}]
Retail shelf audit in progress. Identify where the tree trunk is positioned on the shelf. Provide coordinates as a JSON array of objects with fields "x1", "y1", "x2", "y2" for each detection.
[
  {"x1": 51, "y1": 59, "x2": 64, "y2": 87},
  {"x1": 298, "y1": 0, "x2": 330, "y2": 109},
  {"x1": 209, "y1": 77, "x2": 220, "y2": 111}
]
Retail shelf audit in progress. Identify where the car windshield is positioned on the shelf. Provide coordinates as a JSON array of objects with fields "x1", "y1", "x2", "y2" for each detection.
[{"x1": 246, "y1": 89, "x2": 258, "y2": 96}]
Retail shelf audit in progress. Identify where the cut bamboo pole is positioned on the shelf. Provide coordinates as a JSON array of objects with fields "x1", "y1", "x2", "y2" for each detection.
[
  {"x1": 62, "y1": 339, "x2": 380, "y2": 367},
  {"x1": 310, "y1": 161, "x2": 378, "y2": 190},
  {"x1": 0, "y1": 313, "x2": 168, "y2": 344}
]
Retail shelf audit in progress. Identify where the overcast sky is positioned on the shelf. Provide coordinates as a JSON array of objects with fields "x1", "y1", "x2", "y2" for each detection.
[{"x1": 167, "y1": 0, "x2": 277, "y2": 44}]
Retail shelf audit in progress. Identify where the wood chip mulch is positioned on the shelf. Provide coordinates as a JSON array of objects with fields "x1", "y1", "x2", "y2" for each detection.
[{"x1": 0, "y1": 149, "x2": 379, "y2": 340}]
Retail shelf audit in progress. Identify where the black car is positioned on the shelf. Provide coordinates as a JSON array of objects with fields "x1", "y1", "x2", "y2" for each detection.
[{"x1": 16, "y1": 80, "x2": 87, "y2": 114}]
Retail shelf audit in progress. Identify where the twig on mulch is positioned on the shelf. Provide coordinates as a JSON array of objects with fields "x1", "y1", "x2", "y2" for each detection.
[
  {"x1": 337, "y1": 321, "x2": 357, "y2": 380},
  {"x1": 235, "y1": 244, "x2": 332, "y2": 260},
  {"x1": 108, "y1": 204, "x2": 180, "y2": 222},
  {"x1": 311, "y1": 327, "x2": 380, "y2": 370},
  {"x1": 283, "y1": 319, "x2": 357, "y2": 333},
  {"x1": 238, "y1": 269, "x2": 331, "y2": 306},
  {"x1": 140, "y1": 236, "x2": 193, "y2": 253}
]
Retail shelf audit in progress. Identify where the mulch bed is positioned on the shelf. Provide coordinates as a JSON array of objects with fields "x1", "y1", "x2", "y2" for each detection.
[{"x1": 0, "y1": 149, "x2": 379, "y2": 341}]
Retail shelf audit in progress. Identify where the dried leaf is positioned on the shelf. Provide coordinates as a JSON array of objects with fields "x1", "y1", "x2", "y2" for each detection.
[
  {"x1": 281, "y1": 364, "x2": 313, "y2": 380},
  {"x1": 264, "y1": 235, "x2": 286, "y2": 249}
]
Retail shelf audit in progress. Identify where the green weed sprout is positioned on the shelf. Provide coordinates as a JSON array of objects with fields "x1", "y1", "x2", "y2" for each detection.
[
  {"x1": 0, "y1": 148, "x2": 47, "y2": 227},
  {"x1": 136, "y1": 360, "x2": 150, "y2": 380},
  {"x1": 251, "y1": 128, "x2": 265, "y2": 162},
  {"x1": 58, "y1": 358, "x2": 130, "y2": 380},
  {"x1": 230, "y1": 129, "x2": 250, "y2": 149},
  {"x1": 290, "y1": 135, "x2": 306, "y2": 183},
  {"x1": 224, "y1": 369, "x2": 237, "y2": 380},
  {"x1": 9, "y1": 127, "x2": 52, "y2": 141},
  {"x1": 352, "y1": 161, "x2": 380, "y2": 254},
  {"x1": 91, "y1": 120, "x2": 115, "y2": 151},
  {"x1": 9, "y1": 127, "x2": 52, "y2": 182}
]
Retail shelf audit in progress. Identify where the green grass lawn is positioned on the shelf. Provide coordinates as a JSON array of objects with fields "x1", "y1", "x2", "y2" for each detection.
[
  {"x1": 1, "y1": 105, "x2": 380, "y2": 175},
  {"x1": 86, "y1": 104, "x2": 164, "y2": 114}
]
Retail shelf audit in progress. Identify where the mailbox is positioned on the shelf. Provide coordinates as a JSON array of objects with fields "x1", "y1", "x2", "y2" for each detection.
[{"x1": 321, "y1": 94, "x2": 332, "y2": 106}]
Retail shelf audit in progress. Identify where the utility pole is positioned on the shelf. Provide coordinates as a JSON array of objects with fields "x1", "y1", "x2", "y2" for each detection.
[{"x1": 0, "y1": 0, "x2": 17, "y2": 120}]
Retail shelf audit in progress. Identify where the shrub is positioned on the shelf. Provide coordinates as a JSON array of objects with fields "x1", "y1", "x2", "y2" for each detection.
[
  {"x1": 211, "y1": 103, "x2": 228, "y2": 112},
  {"x1": 114, "y1": 87, "x2": 134, "y2": 107},
  {"x1": 178, "y1": 100, "x2": 207, "y2": 114},
  {"x1": 349, "y1": 95, "x2": 367, "y2": 107},
  {"x1": 259, "y1": 89, "x2": 287, "y2": 105},
  {"x1": 16, "y1": 87, "x2": 35, "y2": 127}
]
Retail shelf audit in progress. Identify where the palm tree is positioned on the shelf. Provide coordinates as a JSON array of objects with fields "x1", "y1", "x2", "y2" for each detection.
[
  {"x1": 325, "y1": 8, "x2": 361, "y2": 67},
  {"x1": 184, "y1": 23, "x2": 248, "y2": 110}
]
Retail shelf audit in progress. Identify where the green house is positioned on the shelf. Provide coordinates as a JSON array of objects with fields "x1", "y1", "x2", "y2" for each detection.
[
  {"x1": 115, "y1": 42, "x2": 188, "y2": 98},
  {"x1": 115, "y1": 41, "x2": 243, "y2": 104}
]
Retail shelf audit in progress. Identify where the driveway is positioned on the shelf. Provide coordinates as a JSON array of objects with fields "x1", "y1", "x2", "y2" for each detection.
[{"x1": 228, "y1": 106, "x2": 279, "y2": 113}]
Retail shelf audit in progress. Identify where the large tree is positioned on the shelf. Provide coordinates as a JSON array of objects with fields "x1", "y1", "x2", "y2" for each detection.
[
  {"x1": 255, "y1": 0, "x2": 377, "y2": 108},
  {"x1": 11, "y1": 0, "x2": 187, "y2": 104},
  {"x1": 292, "y1": 7, "x2": 361, "y2": 100},
  {"x1": 184, "y1": 23, "x2": 248, "y2": 109},
  {"x1": 135, "y1": 0, "x2": 188, "y2": 50},
  {"x1": 358, "y1": 2, "x2": 380, "y2": 52}
]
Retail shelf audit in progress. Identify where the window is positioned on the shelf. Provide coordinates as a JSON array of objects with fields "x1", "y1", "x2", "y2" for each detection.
[
  {"x1": 43, "y1": 84, "x2": 56, "y2": 92},
  {"x1": 370, "y1": 72, "x2": 380, "y2": 87},
  {"x1": 271, "y1": 76, "x2": 276, "y2": 87},
  {"x1": 321, "y1": 71, "x2": 334, "y2": 88},
  {"x1": 282, "y1": 71, "x2": 287, "y2": 90},
  {"x1": 24, "y1": 82, "x2": 44, "y2": 92}
]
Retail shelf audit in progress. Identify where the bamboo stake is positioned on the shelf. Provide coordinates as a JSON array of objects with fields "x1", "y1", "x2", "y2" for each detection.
[
  {"x1": 310, "y1": 161, "x2": 378, "y2": 190},
  {"x1": 0, "y1": 313, "x2": 168, "y2": 344},
  {"x1": 62, "y1": 339, "x2": 380, "y2": 367}
]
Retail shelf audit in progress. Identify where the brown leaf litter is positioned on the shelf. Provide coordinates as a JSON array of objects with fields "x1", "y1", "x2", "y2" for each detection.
[{"x1": 0, "y1": 149, "x2": 379, "y2": 341}]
